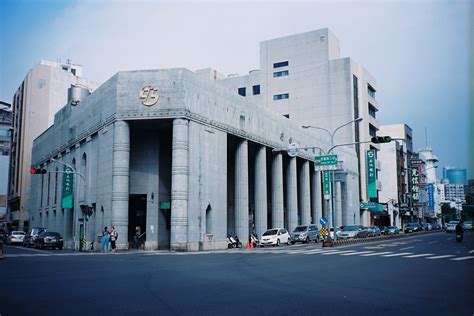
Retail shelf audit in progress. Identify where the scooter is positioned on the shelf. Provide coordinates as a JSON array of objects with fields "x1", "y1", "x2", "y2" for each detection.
[
  {"x1": 227, "y1": 234, "x2": 243, "y2": 248},
  {"x1": 456, "y1": 233, "x2": 463, "y2": 243}
]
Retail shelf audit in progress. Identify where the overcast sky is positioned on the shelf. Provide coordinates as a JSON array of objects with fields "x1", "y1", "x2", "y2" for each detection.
[{"x1": 0, "y1": 0, "x2": 471, "y2": 178}]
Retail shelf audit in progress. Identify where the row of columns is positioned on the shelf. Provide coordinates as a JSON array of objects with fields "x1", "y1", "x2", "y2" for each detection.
[{"x1": 111, "y1": 118, "x2": 344, "y2": 251}]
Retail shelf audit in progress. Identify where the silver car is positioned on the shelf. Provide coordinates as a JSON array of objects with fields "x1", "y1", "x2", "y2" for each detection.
[
  {"x1": 446, "y1": 221, "x2": 459, "y2": 233},
  {"x1": 291, "y1": 225, "x2": 320, "y2": 244}
]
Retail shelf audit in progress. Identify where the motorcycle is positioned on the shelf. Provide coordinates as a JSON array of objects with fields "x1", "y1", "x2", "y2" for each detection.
[
  {"x1": 456, "y1": 233, "x2": 463, "y2": 243},
  {"x1": 227, "y1": 234, "x2": 243, "y2": 248}
]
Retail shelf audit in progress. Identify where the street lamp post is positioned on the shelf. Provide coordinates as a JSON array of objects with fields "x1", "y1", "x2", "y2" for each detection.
[
  {"x1": 302, "y1": 117, "x2": 363, "y2": 241},
  {"x1": 50, "y1": 158, "x2": 86, "y2": 251}
]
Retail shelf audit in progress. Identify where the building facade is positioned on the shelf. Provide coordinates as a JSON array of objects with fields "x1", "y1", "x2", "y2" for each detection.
[
  {"x1": 217, "y1": 29, "x2": 381, "y2": 226},
  {"x1": 7, "y1": 60, "x2": 97, "y2": 231},
  {"x1": 28, "y1": 68, "x2": 360, "y2": 251},
  {"x1": 377, "y1": 124, "x2": 413, "y2": 228},
  {"x1": 0, "y1": 101, "x2": 12, "y2": 227}
]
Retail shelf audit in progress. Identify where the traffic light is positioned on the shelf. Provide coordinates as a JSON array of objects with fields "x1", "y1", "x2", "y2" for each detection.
[
  {"x1": 371, "y1": 136, "x2": 392, "y2": 144},
  {"x1": 30, "y1": 167, "x2": 47, "y2": 174}
]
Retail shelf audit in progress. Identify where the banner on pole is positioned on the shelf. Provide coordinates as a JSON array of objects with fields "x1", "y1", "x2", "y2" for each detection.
[{"x1": 62, "y1": 166, "x2": 74, "y2": 209}]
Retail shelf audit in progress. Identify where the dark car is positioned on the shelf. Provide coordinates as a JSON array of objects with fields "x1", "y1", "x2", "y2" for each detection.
[
  {"x1": 0, "y1": 231, "x2": 7, "y2": 242},
  {"x1": 404, "y1": 223, "x2": 421, "y2": 233},
  {"x1": 380, "y1": 226, "x2": 389, "y2": 235},
  {"x1": 430, "y1": 223, "x2": 441, "y2": 230},
  {"x1": 35, "y1": 231, "x2": 64, "y2": 250},
  {"x1": 23, "y1": 227, "x2": 46, "y2": 247},
  {"x1": 357, "y1": 227, "x2": 369, "y2": 238}
]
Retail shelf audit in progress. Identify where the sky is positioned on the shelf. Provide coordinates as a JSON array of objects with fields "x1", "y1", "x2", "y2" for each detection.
[{"x1": 0, "y1": 0, "x2": 472, "y2": 178}]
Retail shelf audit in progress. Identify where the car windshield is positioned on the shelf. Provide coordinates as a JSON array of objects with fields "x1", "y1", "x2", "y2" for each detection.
[
  {"x1": 46, "y1": 232, "x2": 61, "y2": 237},
  {"x1": 407, "y1": 223, "x2": 418, "y2": 227},
  {"x1": 448, "y1": 221, "x2": 458, "y2": 224},
  {"x1": 342, "y1": 225, "x2": 359, "y2": 231},
  {"x1": 263, "y1": 229, "x2": 278, "y2": 236},
  {"x1": 13, "y1": 231, "x2": 25, "y2": 235},
  {"x1": 293, "y1": 226, "x2": 307, "y2": 232}
]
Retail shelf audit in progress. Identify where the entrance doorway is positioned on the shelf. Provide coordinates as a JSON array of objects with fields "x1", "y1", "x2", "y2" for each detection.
[{"x1": 128, "y1": 194, "x2": 147, "y2": 247}]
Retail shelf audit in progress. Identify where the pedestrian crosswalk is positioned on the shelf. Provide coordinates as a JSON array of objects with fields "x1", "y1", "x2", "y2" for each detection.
[{"x1": 4, "y1": 247, "x2": 474, "y2": 262}]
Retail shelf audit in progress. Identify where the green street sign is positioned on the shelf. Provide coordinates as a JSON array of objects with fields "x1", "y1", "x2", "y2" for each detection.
[
  {"x1": 323, "y1": 171, "x2": 331, "y2": 199},
  {"x1": 61, "y1": 166, "x2": 74, "y2": 209},
  {"x1": 160, "y1": 201, "x2": 171, "y2": 210},
  {"x1": 314, "y1": 154, "x2": 338, "y2": 171},
  {"x1": 366, "y1": 150, "x2": 377, "y2": 198},
  {"x1": 360, "y1": 202, "x2": 384, "y2": 212},
  {"x1": 315, "y1": 154, "x2": 338, "y2": 166}
]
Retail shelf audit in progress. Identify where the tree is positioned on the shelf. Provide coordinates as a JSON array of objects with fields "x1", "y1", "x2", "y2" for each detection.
[{"x1": 441, "y1": 203, "x2": 456, "y2": 223}]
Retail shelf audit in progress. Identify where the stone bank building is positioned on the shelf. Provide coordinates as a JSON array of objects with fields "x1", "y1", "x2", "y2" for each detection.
[{"x1": 28, "y1": 68, "x2": 359, "y2": 251}]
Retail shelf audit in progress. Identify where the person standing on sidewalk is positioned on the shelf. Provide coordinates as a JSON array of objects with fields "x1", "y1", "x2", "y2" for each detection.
[
  {"x1": 102, "y1": 226, "x2": 110, "y2": 253},
  {"x1": 110, "y1": 227, "x2": 118, "y2": 253}
]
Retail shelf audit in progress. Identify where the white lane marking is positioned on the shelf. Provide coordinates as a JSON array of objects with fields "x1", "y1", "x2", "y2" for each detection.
[
  {"x1": 320, "y1": 250, "x2": 356, "y2": 255},
  {"x1": 302, "y1": 249, "x2": 327, "y2": 254},
  {"x1": 404, "y1": 253, "x2": 434, "y2": 258},
  {"x1": 382, "y1": 252, "x2": 413, "y2": 257},
  {"x1": 400, "y1": 246, "x2": 414, "y2": 250},
  {"x1": 340, "y1": 251, "x2": 374, "y2": 256},
  {"x1": 288, "y1": 249, "x2": 316, "y2": 254},
  {"x1": 450, "y1": 256, "x2": 474, "y2": 261},
  {"x1": 360, "y1": 251, "x2": 393, "y2": 257},
  {"x1": 428, "y1": 241, "x2": 438, "y2": 244},
  {"x1": 426, "y1": 255, "x2": 456, "y2": 259}
]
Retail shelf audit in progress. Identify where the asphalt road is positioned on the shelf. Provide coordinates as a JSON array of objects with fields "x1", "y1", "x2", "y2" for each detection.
[{"x1": 1, "y1": 231, "x2": 473, "y2": 316}]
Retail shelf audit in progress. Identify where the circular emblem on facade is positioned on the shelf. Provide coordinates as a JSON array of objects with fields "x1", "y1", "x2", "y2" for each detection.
[{"x1": 139, "y1": 85, "x2": 160, "y2": 106}]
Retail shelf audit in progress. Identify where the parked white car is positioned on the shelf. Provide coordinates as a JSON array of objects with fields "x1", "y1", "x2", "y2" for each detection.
[
  {"x1": 260, "y1": 228, "x2": 291, "y2": 247},
  {"x1": 7, "y1": 231, "x2": 25, "y2": 245}
]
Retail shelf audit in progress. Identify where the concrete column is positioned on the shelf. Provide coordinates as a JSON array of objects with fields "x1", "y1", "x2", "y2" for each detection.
[
  {"x1": 336, "y1": 181, "x2": 342, "y2": 227},
  {"x1": 286, "y1": 157, "x2": 298, "y2": 232},
  {"x1": 171, "y1": 119, "x2": 189, "y2": 251},
  {"x1": 300, "y1": 161, "x2": 311, "y2": 225},
  {"x1": 312, "y1": 171, "x2": 323, "y2": 225},
  {"x1": 111, "y1": 120, "x2": 130, "y2": 250},
  {"x1": 235, "y1": 139, "x2": 249, "y2": 244},
  {"x1": 255, "y1": 146, "x2": 267, "y2": 239},
  {"x1": 272, "y1": 153, "x2": 284, "y2": 229}
]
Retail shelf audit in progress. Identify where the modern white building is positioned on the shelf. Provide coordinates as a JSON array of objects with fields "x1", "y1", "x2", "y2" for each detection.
[
  {"x1": 418, "y1": 147, "x2": 440, "y2": 221},
  {"x1": 217, "y1": 28, "x2": 381, "y2": 226},
  {"x1": 378, "y1": 124, "x2": 413, "y2": 228},
  {"x1": 27, "y1": 68, "x2": 360, "y2": 251},
  {"x1": 7, "y1": 60, "x2": 98, "y2": 231}
]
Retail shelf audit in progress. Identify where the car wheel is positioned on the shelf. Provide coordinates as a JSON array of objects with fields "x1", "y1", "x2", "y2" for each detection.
[
  {"x1": 287, "y1": 238, "x2": 291, "y2": 245},
  {"x1": 276, "y1": 239, "x2": 280, "y2": 247}
]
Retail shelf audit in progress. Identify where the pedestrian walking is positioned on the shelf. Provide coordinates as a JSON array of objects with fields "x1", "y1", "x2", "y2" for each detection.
[
  {"x1": 110, "y1": 227, "x2": 118, "y2": 253},
  {"x1": 102, "y1": 226, "x2": 110, "y2": 253}
]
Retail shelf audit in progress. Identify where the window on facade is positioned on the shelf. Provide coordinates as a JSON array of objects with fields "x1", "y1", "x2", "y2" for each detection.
[
  {"x1": 54, "y1": 167, "x2": 58, "y2": 205},
  {"x1": 273, "y1": 61, "x2": 289, "y2": 68},
  {"x1": 47, "y1": 173, "x2": 51, "y2": 206},
  {"x1": 273, "y1": 70, "x2": 289, "y2": 78},
  {"x1": 283, "y1": 114, "x2": 290, "y2": 119},
  {"x1": 367, "y1": 84, "x2": 376, "y2": 98},
  {"x1": 368, "y1": 103, "x2": 377, "y2": 118},
  {"x1": 369, "y1": 124, "x2": 377, "y2": 137},
  {"x1": 238, "y1": 87, "x2": 246, "y2": 97},
  {"x1": 273, "y1": 93, "x2": 289, "y2": 100},
  {"x1": 252, "y1": 85, "x2": 260, "y2": 95},
  {"x1": 71, "y1": 69, "x2": 76, "y2": 76}
]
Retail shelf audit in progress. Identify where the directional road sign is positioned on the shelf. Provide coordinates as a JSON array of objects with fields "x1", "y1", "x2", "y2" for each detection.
[
  {"x1": 319, "y1": 217, "x2": 328, "y2": 226},
  {"x1": 314, "y1": 154, "x2": 338, "y2": 171}
]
